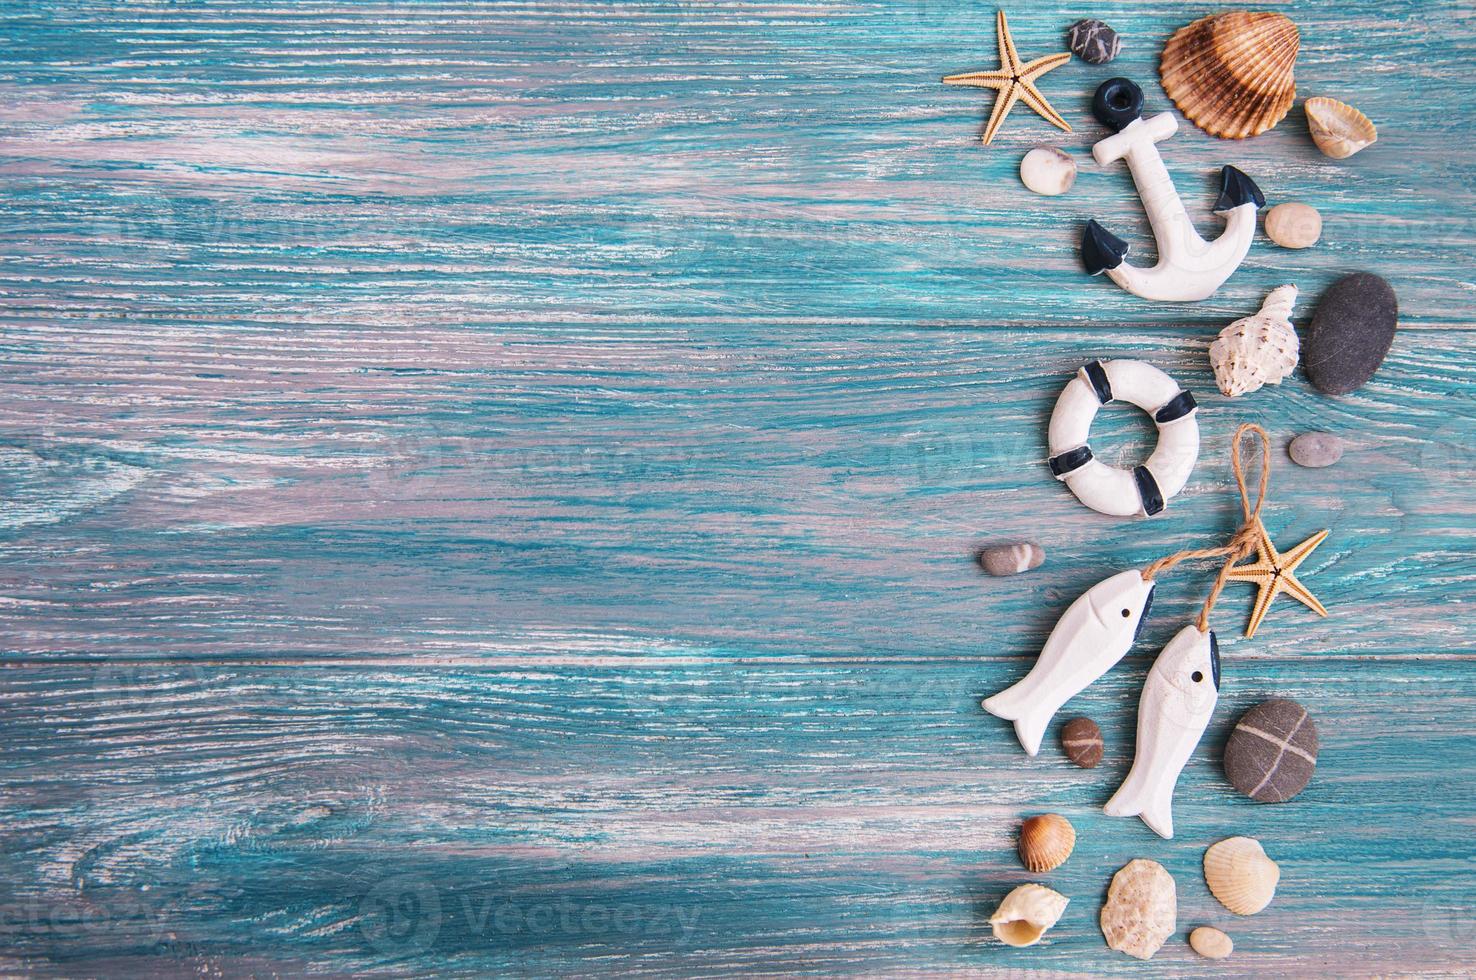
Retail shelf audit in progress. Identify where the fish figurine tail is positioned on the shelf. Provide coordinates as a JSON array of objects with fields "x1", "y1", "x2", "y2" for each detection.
[
  {"x1": 1103, "y1": 768, "x2": 1175, "y2": 839},
  {"x1": 981, "y1": 687, "x2": 1052, "y2": 757}
]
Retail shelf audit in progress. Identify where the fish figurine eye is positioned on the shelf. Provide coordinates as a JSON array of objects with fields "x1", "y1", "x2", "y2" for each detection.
[
  {"x1": 1192, "y1": 671, "x2": 1204, "y2": 683},
  {"x1": 1121, "y1": 608, "x2": 1131, "y2": 618}
]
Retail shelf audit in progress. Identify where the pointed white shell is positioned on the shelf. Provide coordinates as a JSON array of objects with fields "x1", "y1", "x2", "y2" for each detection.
[
  {"x1": 1204, "y1": 836, "x2": 1280, "y2": 915},
  {"x1": 990, "y1": 883, "x2": 1070, "y2": 947},
  {"x1": 1209, "y1": 284, "x2": 1300, "y2": 397}
]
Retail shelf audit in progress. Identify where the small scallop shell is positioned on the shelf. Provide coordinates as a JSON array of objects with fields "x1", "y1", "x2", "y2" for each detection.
[
  {"x1": 1204, "y1": 837, "x2": 1280, "y2": 916},
  {"x1": 1305, "y1": 97, "x2": 1378, "y2": 159},
  {"x1": 1160, "y1": 11, "x2": 1300, "y2": 140},
  {"x1": 1018, "y1": 813, "x2": 1076, "y2": 873},
  {"x1": 990, "y1": 883, "x2": 1069, "y2": 947}
]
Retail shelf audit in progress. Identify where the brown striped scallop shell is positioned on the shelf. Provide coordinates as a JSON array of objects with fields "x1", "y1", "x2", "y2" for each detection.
[
  {"x1": 1018, "y1": 813, "x2": 1076, "y2": 873},
  {"x1": 1160, "y1": 11, "x2": 1300, "y2": 140}
]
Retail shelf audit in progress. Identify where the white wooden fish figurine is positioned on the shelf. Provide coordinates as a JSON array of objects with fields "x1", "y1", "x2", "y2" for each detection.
[
  {"x1": 983, "y1": 569, "x2": 1155, "y2": 756},
  {"x1": 1104, "y1": 624, "x2": 1221, "y2": 838}
]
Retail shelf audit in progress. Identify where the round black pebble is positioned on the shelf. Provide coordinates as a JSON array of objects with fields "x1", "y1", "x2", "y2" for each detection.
[
  {"x1": 1224, "y1": 698, "x2": 1319, "y2": 802},
  {"x1": 1304, "y1": 272, "x2": 1398, "y2": 395},
  {"x1": 1060, "y1": 717, "x2": 1103, "y2": 769}
]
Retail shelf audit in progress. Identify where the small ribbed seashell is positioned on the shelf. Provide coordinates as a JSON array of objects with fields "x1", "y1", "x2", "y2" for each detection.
[
  {"x1": 1018, "y1": 813, "x2": 1075, "y2": 872},
  {"x1": 990, "y1": 883, "x2": 1069, "y2": 947},
  {"x1": 1305, "y1": 97, "x2": 1378, "y2": 159},
  {"x1": 1160, "y1": 11, "x2": 1300, "y2": 139},
  {"x1": 1204, "y1": 837, "x2": 1280, "y2": 915},
  {"x1": 1209, "y1": 285, "x2": 1299, "y2": 397}
]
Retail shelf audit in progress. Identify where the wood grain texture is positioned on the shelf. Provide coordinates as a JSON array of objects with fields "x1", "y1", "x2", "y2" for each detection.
[{"x1": 1, "y1": 0, "x2": 1474, "y2": 975}]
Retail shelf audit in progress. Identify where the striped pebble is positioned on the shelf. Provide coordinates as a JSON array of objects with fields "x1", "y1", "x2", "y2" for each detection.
[
  {"x1": 1060, "y1": 717, "x2": 1103, "y2": 768},
  {"x1": 978, "y1": 542, "x2": 1045, "y2": 577},
  {"x1": 1224, "y1": 699, "x2": 1320, "y2": 802}
]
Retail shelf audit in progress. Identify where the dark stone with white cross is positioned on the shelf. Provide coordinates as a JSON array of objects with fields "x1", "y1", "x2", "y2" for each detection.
[{"x1": 1224, "y1": 698, "x2": 1320, "y2": 803}]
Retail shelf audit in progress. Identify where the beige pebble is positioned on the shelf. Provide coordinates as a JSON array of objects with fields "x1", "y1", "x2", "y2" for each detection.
[
  {"x1": 1264, "y1": 202, "x2": 1322, "y2": 249},
  {"x1": 1189, "y1": 925, "x2": 1234, "y2": 960},
  {"x1": 1020, "y1": 146, "x2": 1076, "y2": 196}
]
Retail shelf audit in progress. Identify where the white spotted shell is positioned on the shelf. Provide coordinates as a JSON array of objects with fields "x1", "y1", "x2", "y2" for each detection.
[
  {"x1": 1100, "y1": 859, "x2": 1176, "y2": 960},
  {"x1": 1204, "y1": 836, "x2": 1280, "y2": 915},
  {"x1": 990, "y1": 883, "x2": 1069, "y2": 947},
  {"x1": 1209, "y1": 285, "x2": 1299, "y2": 397}
]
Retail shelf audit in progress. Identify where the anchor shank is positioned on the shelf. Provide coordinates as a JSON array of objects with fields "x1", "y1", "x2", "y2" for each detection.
[{"x1": 1105, "y1": 116, "x2": 1204, "y2": 264}]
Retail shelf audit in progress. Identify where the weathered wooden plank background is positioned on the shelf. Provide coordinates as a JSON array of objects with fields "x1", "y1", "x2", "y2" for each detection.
[{"x1": 1, "y1": 0, "x2": 1473, "y2": 975}]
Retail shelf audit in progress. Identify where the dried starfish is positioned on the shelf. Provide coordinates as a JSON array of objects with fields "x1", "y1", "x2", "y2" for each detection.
[
  {"x1": 1224, "y1": 519, "x2": 1329, "y2": 638},
  {"x1": 944, "y1": 10, "x2": 1072, "y2": 145}
]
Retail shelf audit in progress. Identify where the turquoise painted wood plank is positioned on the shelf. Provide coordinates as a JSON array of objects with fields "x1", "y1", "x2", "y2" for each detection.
[
  {"x1": 0, "y1": 1, "x2": 1474, "y2": 328},
  {"x1": 0, "y1": 324, "x2": 1470, "y2": 661},
  {"x1": 1, "y1": 661, "x2": 1473, "y2": 975}
]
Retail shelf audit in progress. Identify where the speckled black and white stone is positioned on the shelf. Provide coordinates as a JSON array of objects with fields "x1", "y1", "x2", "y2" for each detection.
[{"x1": 1068, "y1": 19, "x2": 1121, "y2": 64}]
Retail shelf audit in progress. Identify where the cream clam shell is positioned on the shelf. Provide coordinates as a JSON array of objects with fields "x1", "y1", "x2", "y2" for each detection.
[
  {"x1": 1018, "y1": 813, "x2": 1076, "y2": 873},
  {"x1": 990, "y1": 883, "x2": 1069, "y2": 947},
  {"x1": 1305, "y1": 96, "x2": 1378, "y2": 159},
  {"x1": 1204, "y1": 836, "x2": 1281, "y2": 915}
]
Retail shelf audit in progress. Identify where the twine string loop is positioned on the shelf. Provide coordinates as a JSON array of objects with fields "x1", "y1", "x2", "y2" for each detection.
[{"x1": 1140, "y1": 423, "x2": 1271, "y2": 631}]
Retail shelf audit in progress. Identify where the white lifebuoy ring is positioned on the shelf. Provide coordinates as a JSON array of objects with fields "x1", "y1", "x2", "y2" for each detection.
[{"x1": 1047, "y1": 359, "x2": 1199, "y2": 518}]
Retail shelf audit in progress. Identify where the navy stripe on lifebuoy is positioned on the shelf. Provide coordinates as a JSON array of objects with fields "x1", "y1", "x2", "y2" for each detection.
[
  {"x1": 1082, "y1": 360, "x2": 1113, "y2": 404},
  {"x1": 1154, "y1": 390, "x2": 1197, "y2": 424},
  {"x1": 1133, "y1": 465, "x2": 1165, "y2": 516},
  {"x1": 1049, "y1": 445, "x2": 1093, "y2": 477}
]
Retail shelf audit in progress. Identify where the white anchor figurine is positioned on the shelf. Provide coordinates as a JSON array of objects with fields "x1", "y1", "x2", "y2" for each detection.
[{"x1": 1081, "y1": 78, "x2": 1265, "y2": 303}]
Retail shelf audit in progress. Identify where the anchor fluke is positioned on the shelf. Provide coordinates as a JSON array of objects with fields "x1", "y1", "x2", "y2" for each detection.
[
  {"x1": 1081, "y1": 220, "x2": 1130, "y2": 275},
  {"x1": 1214, "y1": 166, "x2": 1266, "y2": 213}
]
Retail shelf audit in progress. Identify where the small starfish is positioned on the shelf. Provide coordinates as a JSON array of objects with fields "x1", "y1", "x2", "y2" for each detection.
[
  {"x1": 943, "y1": 10, "x2": 1072, "y2": 145},
  {"x1": 1225, "y1": 519, "x2": 1329, "y2": 638}
]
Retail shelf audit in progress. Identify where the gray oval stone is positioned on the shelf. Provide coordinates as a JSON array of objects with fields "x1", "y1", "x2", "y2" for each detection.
[
  {"x1": 1289, "y1": 431, "x2": 1344, "y2": 468},
  {"x1": 1304, "y1": 273, "x2": 1398, "y2": 395},
  {"x1": 978, "y1": 542, "x2": 1044, "y2": 577}
]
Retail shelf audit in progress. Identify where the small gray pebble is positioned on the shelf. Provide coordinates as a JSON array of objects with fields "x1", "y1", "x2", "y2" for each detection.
[
  {"x1": 1289, "y1": 432, "x2": 1344, "y2": 468},
  {"x1": 1068, "y1": 19, "x2": 1122, "y2": 64},
  {"x1": 1305, "y1": 272, "x2": 1398, "y2": 395},
  {"x1": 978, "y1": 542, "x2": 1044, "y2": 577}
]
